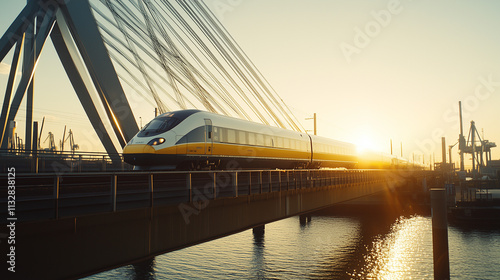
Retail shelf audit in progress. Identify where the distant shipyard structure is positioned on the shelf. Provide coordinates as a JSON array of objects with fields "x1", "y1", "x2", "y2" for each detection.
[{"x1": 456, "y1": 101, "x2": 497, "y2": 178}]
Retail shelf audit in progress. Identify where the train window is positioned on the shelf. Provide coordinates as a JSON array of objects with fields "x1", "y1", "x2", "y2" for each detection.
[
  {"x1": 248, "y1": 132, "x2": 256, "y2": 145},
  {"x1": 213, "y1": 127, "x2": 219, "y2": 142},
  {"x1": 175, "y1": 126, "x2": 205, "y2": 144},
  {"x1": 290, "y1": 140, "x2": 296, "y2": 150},
  {"x1": 228, "y1": 129, "x2": 236, "y2": 143},
  {"x1": 301, "y1": 141, "x2": 307, "y2": 151},
  {"x1": 238, "y1": 131, "x2": 247, "y2": 145},
  {"x1": 277, "y1": 137, "x2": 283, "y2": 148},
  {"x1": 264, "y1": 135, "x2": 272, "y2": 147},
  {"x1": 137, "y1": 116, "x2": 181, "y2": 137},
  {"x1": 283, "y1": 138, "x2": 289, "y2": 149},
  {"x1": 220, "y1": 128, "x2": 228, "y2": 143},
  {"x1": 256, "y1": 134, "x2": 264, "y2": 146}
]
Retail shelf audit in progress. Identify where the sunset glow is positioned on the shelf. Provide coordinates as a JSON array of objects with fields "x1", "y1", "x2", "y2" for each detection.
[{"x1": 0, "y1": 0, "x2": 499, "y2": 167}]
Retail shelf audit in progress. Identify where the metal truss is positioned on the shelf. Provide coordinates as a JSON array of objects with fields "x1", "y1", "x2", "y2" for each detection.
[{"x1": 0, "y1": 0, "x2": 138, "y2": 158}]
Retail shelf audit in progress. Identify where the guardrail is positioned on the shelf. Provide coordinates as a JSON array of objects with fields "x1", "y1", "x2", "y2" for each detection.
[
  {"x1": 0, "y1": 169, "x2": 388, "y2": 223},
  {"x1": 0, "y1": 150, "x2": 133, "y2": 173}
]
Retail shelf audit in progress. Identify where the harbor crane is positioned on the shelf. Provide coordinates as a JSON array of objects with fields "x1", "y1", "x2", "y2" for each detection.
[
  {"x1": 63, "y1": 129, "x2": 79, "y2": 155},
  {"x1": 43, "y1": 132, "x2": 56, "y2": 152},
  {"x1": 457, "y1": 101, "x2": 496, "y2": 176}
]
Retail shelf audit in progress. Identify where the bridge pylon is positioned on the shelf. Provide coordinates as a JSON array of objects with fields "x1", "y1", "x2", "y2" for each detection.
[{"x1": 0, "y1": 0, "x2": 139, "y2": 159}]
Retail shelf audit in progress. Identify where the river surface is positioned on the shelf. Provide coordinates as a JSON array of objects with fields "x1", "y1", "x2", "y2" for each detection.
[{"x1": 85, "y1": 205, "x2": 500, "y2": 280}]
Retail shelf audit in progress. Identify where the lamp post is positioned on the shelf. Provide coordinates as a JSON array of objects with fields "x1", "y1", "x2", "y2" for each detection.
[{"x1": 305, "y1": 113, "x2": 317, "y2": 135}]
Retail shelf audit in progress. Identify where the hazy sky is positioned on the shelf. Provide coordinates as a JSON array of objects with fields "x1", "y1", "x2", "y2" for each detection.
[
  {"x1": 0, "y1": 0, "x2": 499, "y2": 168},
  {"x1": 205, "y1": 0, "x2": 500, "y2": 166}
]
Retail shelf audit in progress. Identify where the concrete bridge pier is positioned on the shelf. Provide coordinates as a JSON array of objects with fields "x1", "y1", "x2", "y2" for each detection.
[
  {"x1": 253, "y1": 225, "x2": 265, "y2": 244},
  {"x1": 252, "y1": 225, "x2": 265, "y2": 236},
  {"x1": 299, "y1": 214, "x2": 311, "y2": 225}
]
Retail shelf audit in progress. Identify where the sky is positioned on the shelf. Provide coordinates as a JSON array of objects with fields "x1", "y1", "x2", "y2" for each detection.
[{"x1": 0, "y1": 0, "x2": 499, "y2": 169}]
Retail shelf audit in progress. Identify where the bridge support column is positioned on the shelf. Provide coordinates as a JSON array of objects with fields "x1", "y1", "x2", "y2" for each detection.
[
  {"x1": 253, "y1": 225, "x2": 265, "y2": 234},
  {"x1": 253, "y1": 225, "x2": 265, "y2": 243},
  {"x1": 252, "y1": 225, "x2": 265, "y2": 237},
  {"x1": 31, "y1": 121, "x2": 38, "y2": 173},
  {"x1": 132, "y1": 258, "x2": 155, "y2": 279},
  {"x1": 299, "y1": 214, "x2": 311, "y2": 225}
]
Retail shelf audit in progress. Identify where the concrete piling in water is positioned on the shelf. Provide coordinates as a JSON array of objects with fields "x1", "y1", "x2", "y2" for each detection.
[
  {"x1": 253, "y1": 225, "x2": 265, "y2": 244},
  {"x1": 430, "y1": 188, "x2": 450, "y2": 280},
  {"x1": 253, "y1": 225, "x2": 265, "y2": 236},
  {"x1": 299, "y1": 214, "x2": 311, "y2": 225}
]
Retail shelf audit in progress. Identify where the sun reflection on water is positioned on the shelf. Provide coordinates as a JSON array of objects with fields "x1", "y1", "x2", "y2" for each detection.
[{"x1": 351, "y1": 216, "x2": 433, "y2": 279}]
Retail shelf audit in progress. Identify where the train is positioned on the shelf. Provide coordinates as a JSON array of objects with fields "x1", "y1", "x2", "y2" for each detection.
[{"x1": 123, "y1": 109, "x2": 416, "y2": 170}]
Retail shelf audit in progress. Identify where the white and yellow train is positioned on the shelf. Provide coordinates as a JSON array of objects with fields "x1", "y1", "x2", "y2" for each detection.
[{"x1": 123, "y1": 110, "x2": 414, "y2": 170}]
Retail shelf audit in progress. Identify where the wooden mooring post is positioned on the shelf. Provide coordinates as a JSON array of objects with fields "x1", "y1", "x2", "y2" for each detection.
[{"x1": 431, "y1": 188, "x2": 450, "y2": 280}]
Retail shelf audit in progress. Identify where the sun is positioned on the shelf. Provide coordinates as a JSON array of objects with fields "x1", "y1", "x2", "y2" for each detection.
[
  {"x1": 355, "y1": 137, "x2": 376, "y2": 154},
  {"x1": 351, "y1": 126, "x2": 380, "y2": 154}
]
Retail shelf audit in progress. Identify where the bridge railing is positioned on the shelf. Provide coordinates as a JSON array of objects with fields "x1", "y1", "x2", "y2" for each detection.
[
  {"x1": 0, "y1": 169, "x2": 388, "y2": 223},
  {"x1": 0, "y1": 149, "x2": 134, "y2": 173}
]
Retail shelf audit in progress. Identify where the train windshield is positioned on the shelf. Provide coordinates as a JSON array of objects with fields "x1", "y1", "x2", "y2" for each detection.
[{"x1": 137, "y1": 117, "x2": 181, "y2": 137}]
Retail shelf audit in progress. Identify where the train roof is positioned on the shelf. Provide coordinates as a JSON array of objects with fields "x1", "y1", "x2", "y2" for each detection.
[
  {"x1": 157, "y1": 109, "x2": 202, "y2": 121},
  {"x1": 162, "y1": 109, "x2": 307, "y2": 139}
]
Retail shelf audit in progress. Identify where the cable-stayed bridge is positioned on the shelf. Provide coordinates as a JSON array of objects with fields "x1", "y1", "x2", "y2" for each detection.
[
  {"x1": 0, "y1": 0, "x2": 303, "y2": 158},
  {"x1": 0, "y1": 1, "x2": 435, "y2": 279}
]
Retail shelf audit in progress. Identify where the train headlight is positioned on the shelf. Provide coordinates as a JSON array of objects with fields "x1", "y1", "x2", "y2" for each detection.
[{"x1": 147, "y1": 137, "x2": 165, "y2": 146}]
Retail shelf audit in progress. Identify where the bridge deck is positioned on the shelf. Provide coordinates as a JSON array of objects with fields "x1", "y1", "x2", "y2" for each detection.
[{"x1": 0, "y1": 169, "x2": 420, "y2": 279}]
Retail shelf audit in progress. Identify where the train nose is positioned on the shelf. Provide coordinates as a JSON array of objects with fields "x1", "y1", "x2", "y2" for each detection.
[
  {"x1": 123, "y1": 144, "x2": 157, "y2": 165},
  {"x1": 123, "y1": 144, "x2": 156, "y2": 154}
]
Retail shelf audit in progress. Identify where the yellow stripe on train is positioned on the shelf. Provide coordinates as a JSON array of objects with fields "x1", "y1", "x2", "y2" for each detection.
[
  {"x1": 152, "y1": 142, "x2": 310, "y2": 159},
  {"x1": 122, "y1": 144, "x2": 156, "y2": 154}
]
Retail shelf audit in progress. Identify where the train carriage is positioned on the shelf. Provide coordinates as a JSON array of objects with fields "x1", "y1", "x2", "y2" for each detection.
[
  {"x1": 309, "y1": 135, "x2": 357, "y2": 169},
  {"x1": 123, "y1": 109, "x2": 423, "y2": 170},
  {"x1": 124, "y1": 110, "x2": 312, "y2": 170}
]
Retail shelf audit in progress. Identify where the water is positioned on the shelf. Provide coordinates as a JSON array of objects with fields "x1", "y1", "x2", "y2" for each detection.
[{"x1": 86, "y1": 212, "x2": 500, "y2": 279}]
